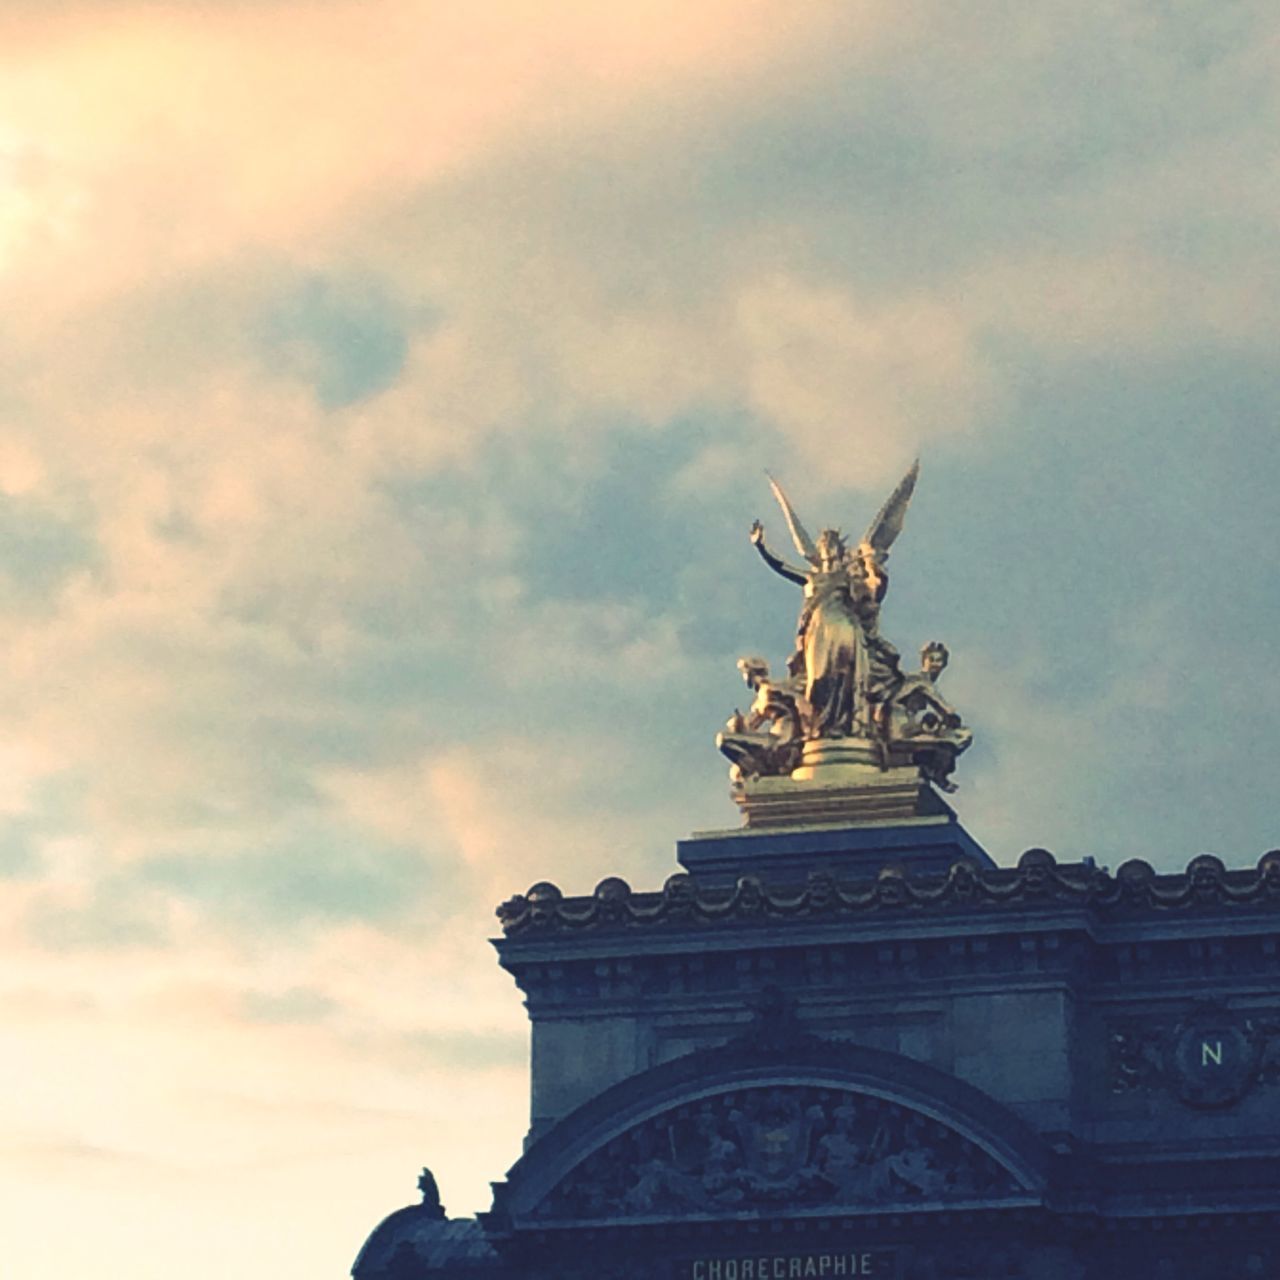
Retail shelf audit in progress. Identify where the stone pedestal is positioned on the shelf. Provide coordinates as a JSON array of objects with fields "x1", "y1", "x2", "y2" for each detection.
[
  {"x1": 790, "y1": 736, "x2": 888, "y2": 780},
  {"x1": 732, "y1": 736, "x2": 945, "y2": 830},
  {"x1": 676, "y1": 811, "x2": 993, "y2": 886}
]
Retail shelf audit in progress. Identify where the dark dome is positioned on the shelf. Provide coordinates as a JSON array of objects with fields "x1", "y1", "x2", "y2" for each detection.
[{"x1": 352, "y1": 1208, "x2": 497, "y2": 1277}]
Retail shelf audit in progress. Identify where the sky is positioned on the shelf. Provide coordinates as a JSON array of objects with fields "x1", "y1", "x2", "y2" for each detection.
[{"x1": 1, "y1": 2, "x2": 1278, "y2": 1276}]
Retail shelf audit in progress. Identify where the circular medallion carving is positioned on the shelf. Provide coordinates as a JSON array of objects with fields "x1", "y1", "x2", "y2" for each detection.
[{"x1": 1170, "y1": 1006, "x2": 1260, "y2": 1109}]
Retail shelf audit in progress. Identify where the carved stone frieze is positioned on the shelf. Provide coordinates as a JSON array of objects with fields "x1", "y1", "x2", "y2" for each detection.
[
  {"x1": 496, "y1": 849, "x2": 1280, "y2": 937},
  {"x1": 1109, "y1": 1027, "x2": 1165, "y2": 1094},
  {"x1": 1109, "y1": 1005, "x2": 1280, "y2": 1109},
  {"x1": 532, "y1": 1085, "x2": 1019, "y2": 1223}
]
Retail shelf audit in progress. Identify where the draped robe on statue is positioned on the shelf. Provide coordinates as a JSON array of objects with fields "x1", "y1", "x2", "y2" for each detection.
[
  {"x1": 794, "y1": 564, "x2": 899, "y2": 739},
  {"x1": 797, "y1": 569, "x2": 857, "y2": 737}
]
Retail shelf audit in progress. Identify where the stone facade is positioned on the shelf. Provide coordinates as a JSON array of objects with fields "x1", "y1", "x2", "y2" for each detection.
[{"x1": 353, "y1": 818, "x2": 1280, "y2": 1280}]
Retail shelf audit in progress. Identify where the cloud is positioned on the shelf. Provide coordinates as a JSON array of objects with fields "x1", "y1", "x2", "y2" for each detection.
[
  {"x1": 24, "y1": 871, "x2": 173, "y2": 949},
  {"x1": 0, "y1": 491, "x2": 98, "y2": 608},
  {"x1": 0, "y1": 1, "x2": 892, "y2": 323},
  {"x1": 734, "y1": 276, "x2": 995, "y2": 486},
  {"x1": 135, "y1": 824, "x2": 437, "y2": 933},
  {"x1": 2, "y1": 1133, "x2": 163, "y2": 1175},
  {"x1": 239, "y1": 984, "x2": 339, "y2": 1025},
  {"x1": 0, "y1": 819, "x2": 41, "y2": 877},
  {"x1": 254, "y1": 272, "x2": 420, "y2": 409},
  {"x1": 322, "y1": 727, "x2": 677, "y2": 907}
]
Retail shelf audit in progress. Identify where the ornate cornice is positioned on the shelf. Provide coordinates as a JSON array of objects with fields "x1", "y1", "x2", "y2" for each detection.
[{"x1": 495, "y1": 849, "x2": 1280, "y2": 938}]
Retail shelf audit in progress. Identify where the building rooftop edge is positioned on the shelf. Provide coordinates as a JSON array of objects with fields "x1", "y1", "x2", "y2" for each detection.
[{"x1": 494, "y1": 847, "x2": 1280, "y2": 940}]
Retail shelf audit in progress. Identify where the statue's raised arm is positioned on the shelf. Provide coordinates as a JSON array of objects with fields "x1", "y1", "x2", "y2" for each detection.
[
  {"x1": 748, "y1": 473, "x2": 822, "y2": 585},
  {"x1": 749, "y1": 519, "x2": 807, "y2": 585}
]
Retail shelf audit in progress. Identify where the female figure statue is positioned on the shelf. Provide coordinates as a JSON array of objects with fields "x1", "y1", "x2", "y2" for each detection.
[{"x1": 749, "y1": 463, "x2": 918, "y2": 740}]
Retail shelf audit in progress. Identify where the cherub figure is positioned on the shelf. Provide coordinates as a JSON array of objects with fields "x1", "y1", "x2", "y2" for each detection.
[
  {"x1": 888, "y1": 641, "x2": 972, "y2": 791},
  {"x1": 716, "y1": 656, "x2": 808, "y2": 781}
]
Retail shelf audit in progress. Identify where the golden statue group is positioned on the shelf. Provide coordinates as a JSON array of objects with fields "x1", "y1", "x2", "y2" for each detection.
[{"x1": 718, "y1": 462, "x2": 972, "y2": 821}]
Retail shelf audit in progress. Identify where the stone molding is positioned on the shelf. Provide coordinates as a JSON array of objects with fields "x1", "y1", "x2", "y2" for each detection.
[{"x1": 496, "y1": 850, "x2": 1280, "y2": 939}]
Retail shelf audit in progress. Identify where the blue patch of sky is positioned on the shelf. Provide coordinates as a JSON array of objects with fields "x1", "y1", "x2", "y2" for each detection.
[
  {"x1": 385, "y1": 413, "x2": 780, "y2": 639},
  {"x1": 135, "y1": 821, "x2": 437, "y2": 931},
  {"x1": 327, "y1": 643, "x2": 464, "y2": 720},
  {"x1": 0, "y1": 493, "x2": 98, "y2": 608},
  {"x1": 616, "y1": 9, "x2": 1276, "y2": 288},
  {"x1": 0, "y1": 771, "x2": 89, "y2": 879},
  {"x1": 891, "y1": 346, "x2": 1280, "y2": 705},
  {"x1": 402, "y1": 428, "x2": 814, "y2": 763},
  {"x1": 883, "y1": 342, "x2": 1280, "y2": 864},
  {"x1": 505, "y1": 424, "x2": 730, "y2": 606},
  {"x1": 239, "y1": 701, "x2": 395, "y2": 773},
  {"x1": 371, "y1": 416, "x2": 805, "y2": 814},
  {"x1": 0, "y1": 818, "x2": 40, "y2": 877},
  {"x1": 255, "y1": 273, "x2": 429, "y2": 409}
]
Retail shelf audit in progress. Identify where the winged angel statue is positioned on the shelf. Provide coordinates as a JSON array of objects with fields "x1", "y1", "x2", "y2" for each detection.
[{"x1": 718, "y1": 462, "x2": 971, "y2": 794}]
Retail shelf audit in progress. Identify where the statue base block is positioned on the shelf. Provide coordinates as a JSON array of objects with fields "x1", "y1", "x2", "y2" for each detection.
[
  {"x1": 733, "y1": 737, "x2": 944, "y2": 830},
  {"x1": 732, "y1": 772, "x2": 946, "y2": 829},
  {"x1": 678, "y1": 806, "x2": 992, "y2": 887},
  {"x1": 791, "y1": 736, "x2": 898, "y2": 782}
]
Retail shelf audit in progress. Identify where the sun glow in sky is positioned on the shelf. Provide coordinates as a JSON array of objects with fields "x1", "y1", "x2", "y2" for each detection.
[{"x1": 2, "y1": 3, "x2": 1279, "y2": 1277}]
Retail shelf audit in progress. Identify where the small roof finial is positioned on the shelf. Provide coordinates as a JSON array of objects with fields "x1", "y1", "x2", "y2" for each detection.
[{"x1": 417, "y1": 1166, "x2": 446, "y2": 1220}]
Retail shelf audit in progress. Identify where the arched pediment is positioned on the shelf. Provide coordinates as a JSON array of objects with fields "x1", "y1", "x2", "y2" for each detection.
[{"x1": 491, "y1": 1039, "x2": 1052, "y2": 1229}]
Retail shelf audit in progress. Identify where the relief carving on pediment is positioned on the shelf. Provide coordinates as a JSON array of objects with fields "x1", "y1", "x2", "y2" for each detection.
[{"x1": 534, "y1": 1085, "x2": 1021, "y2": 1222}]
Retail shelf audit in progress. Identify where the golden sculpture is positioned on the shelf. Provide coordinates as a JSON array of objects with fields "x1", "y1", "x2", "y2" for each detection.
[
  {"x1": 716, "y1": 657, "x2": 807, "y2": 783},
  {"x1": 750, "y1": 462, "x2": 917, "y2": 739},
  {"x1": 721, "y1": 462, "x2": 971, "y2": 824}
]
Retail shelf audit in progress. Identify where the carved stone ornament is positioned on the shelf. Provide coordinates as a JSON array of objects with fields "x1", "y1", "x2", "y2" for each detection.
[
  {"x1": 532, "y1": 1085, "x2": 1019, "y2": 1223},
  {"x1": 496, "y1": 849, "x2": 1280, "y2": 938},
  {"x1": 724, "y1": 464, "x2": 972, "y2": 826},
  {"x1": 416, "y1": 1166, "x2": 446, "y2": 1220},
  {"x1": 1109, "y1": 1027, "x2": 1165, "y2": 1095},
  {"x1": 1110, "y1": 1003, "x2": 1280, "y2": 1109},
  {"x1": 1170, "y1": 1005, "x2": 1264, "y2": 1109}
]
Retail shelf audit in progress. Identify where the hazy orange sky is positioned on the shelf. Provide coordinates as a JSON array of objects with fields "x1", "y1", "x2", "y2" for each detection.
[{"x1": 2, "y1": 3, "x2": 1278, "y2": 1276}]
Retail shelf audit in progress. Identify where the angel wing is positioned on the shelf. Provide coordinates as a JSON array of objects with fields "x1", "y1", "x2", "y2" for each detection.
[
  {"x1": 861, "y1": 459, "x2": 920, "y2": 557},
  {"x1": 767, "y1": 472, "x2": 820, "y2": 566}
]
